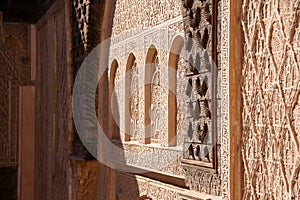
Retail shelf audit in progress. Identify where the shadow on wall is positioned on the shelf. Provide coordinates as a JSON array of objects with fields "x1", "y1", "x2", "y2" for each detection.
[
  {"x1": 70, "y1": 0, "x2": 141, "y2": 199},
  {"x1": 67, "y1": 0, "x2": 141, "y2": 200}
]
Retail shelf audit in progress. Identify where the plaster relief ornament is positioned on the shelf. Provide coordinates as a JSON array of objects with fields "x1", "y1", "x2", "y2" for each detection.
[{"x1": 72, "y1": 26, "x2": 218, "y2": 173}]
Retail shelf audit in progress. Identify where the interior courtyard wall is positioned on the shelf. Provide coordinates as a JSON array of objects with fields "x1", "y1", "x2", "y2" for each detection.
[{"x1": 109, "y1": 0, "x2": 225, "y2": 198}]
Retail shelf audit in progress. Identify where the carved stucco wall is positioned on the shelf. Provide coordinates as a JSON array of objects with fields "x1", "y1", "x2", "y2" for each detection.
[
  {"x1": 241, "y1": 0, "x2": 300, "y2": 199},
  {"x1": 110, "y1": 0, "x2": 188, "y2": 199},
  {"x1": 109, "y1": 0, "x2": 225, "y2": 198},
  {"x1": 110, "y1": 0, "x2": 183, "y2": 145},
  {"x1": 110, "y1": 17, "x2": 184, "y2": 147},
  {"x1": 110, "y1": 15, "x2": 186, "y2": 179},
  {"x1": 116, "y1": 172, "x2": 181, "y2": 199},
  {"x1": 111, "y1": 0, "x2": 182, "y2": 36}
]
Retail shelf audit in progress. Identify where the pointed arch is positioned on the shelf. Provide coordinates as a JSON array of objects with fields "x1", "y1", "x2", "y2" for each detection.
[{"x1": 168, "y1": 35, "x2": 184, "y2": 146}]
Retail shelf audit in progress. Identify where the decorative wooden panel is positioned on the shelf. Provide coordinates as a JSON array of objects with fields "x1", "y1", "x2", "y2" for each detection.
[{"x1": 181, "y1": 0, "x2": 220, "y2": 170}]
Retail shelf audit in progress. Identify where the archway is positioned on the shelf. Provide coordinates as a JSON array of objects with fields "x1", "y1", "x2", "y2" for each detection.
[{"x1": 168, "y1": 35, "x2": 184, "y2": 146}]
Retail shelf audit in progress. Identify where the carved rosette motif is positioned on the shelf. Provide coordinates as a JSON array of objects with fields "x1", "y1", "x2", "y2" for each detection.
[{"x1": 241, "y1": 0, "x2": 300, "y2": 199}]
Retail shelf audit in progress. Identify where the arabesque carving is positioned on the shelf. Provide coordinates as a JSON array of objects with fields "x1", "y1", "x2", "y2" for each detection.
[
  {"x1": 112, "y1": 0, "x2": 182, "y2": 35},
  {"x1": 241, "y1": 0, "x2": 300, "y2": 198}
]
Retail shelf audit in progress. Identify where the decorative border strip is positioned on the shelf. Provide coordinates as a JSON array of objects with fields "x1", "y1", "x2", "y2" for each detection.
[
  {"x1": 221, "y1": 0, "x2": 230, "y2": 199},
  {"x1": 111, "y1": 16, "x2": 183, "y2": 47}
]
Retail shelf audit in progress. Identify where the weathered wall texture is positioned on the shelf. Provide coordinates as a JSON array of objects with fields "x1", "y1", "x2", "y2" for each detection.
[{"x1": 241, "y1": 0, "x2": 300, "y2": 199}]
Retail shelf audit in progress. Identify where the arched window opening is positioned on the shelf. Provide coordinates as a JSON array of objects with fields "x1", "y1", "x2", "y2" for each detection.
[{"x1": 168, "y1": 35, "x2": 184, "y2": 147}]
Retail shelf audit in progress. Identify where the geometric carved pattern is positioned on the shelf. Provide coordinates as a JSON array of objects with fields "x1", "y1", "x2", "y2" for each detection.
[
  {"x1": 220, "y1": 0, "x2": 230, "y2": 198},
  {"x1": 241, "y1": 0, "x2": 300, "y2": 199}
]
